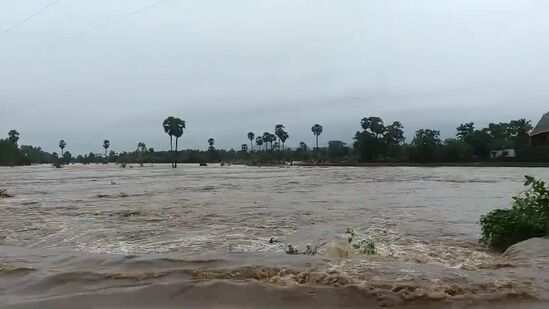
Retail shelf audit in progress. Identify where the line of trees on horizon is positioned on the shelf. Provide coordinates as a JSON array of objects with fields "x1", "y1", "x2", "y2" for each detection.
[{"x1": 1, "y1": 116, "x2": 548, "y2": 167}]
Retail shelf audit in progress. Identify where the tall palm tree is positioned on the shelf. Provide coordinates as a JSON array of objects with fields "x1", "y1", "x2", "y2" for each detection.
[
  {"x1": 311, "y1": 124, "x2": 323, "y2": 149},
  {"x1": 103, "y1": 140, "x2": 110, "y2": 161},
  {"x1": 255, "y1": 136, "x2": 264, "y2": 150},
  {"x1": 8, "y1": 130, "x2": 19, "y2": 144},
  {"x1": 279, "y1": 131, "x2": 289, "y2": 150},
  {"x1": 270, "y1": 133, "x2": 276, "y2": 150},
  {"x1": 163, "y1": 116, "x2": 186, "y2": 168},
  {"x1": 275, "y1": 125, "x2": 289, "y2": 151},
  {"x1": 59, "y1": 140, "x2": 66, "y2": 156},
  {"x1": 262, "y1": 132, "x2": 272, "y2": 151},
  {"x1": 247, "y1": 132, "x2": 255, "y2": 151},
  {"x1": 208, "y1": 138, "x2": 215, "y2": 151}
]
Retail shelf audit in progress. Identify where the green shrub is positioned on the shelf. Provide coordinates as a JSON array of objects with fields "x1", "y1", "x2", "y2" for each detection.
[
  {"x1": 346, "y1": 228, "x2": 377, "y2": 255},
  {"x1": 480, "y1": 176, "x2": 549, "y2": 251}
]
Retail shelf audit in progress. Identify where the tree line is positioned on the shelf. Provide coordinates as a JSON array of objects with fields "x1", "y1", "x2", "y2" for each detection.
[{"x1": 1, "y1": 115, "x2": 548, "y2": 167}]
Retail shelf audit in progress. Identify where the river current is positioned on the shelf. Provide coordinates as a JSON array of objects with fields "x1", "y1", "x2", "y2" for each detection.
[{"x1": 1, "y1": 164, "x2": 548, "y2": 308}]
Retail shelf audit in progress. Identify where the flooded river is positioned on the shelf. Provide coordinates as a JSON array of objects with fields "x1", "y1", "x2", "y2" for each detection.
[{"x1": 1, "y1": 164, "x2": 549, "y2": 308}]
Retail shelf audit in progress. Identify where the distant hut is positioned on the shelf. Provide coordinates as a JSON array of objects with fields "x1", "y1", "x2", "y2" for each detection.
[{"x1": 530, "y1": 112, "x2": 549, "y2": 147}]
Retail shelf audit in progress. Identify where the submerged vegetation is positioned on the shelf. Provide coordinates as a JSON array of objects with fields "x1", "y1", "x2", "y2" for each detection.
[
  {"x1": 1, "y1": 115, "x2": 548, "y2": 166},
  {"x1": 480, "y1": 176, "x2": 549, "y2": 251},
  {"x1": 0, "y1": 189, "x2": 13, "y2": 198},
  {"x1": 346, "y1": 228, "x2": 378, "y2": 255}
]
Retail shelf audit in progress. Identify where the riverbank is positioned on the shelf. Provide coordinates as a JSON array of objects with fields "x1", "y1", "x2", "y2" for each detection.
[{"x1": 289, "y1": 161, "x2": 549, "y2": 168}]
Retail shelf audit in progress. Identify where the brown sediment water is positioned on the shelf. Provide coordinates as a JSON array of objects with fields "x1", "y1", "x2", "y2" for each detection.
[{"x1": 0, "y1": 164, "x2": 548, "y2": 308}]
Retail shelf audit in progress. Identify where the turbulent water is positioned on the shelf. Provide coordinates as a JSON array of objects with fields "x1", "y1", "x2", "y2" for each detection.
[{"x1": 1, "y1": 164, "x2": 549, "y2": 308}]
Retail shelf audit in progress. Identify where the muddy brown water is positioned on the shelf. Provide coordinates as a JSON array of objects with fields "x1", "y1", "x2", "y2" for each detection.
[{"x1": 1, "y1": 164, "x2": 549, "y2": 308}]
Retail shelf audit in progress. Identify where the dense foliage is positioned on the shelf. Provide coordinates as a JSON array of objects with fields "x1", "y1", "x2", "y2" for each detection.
[
  {"x1": 1, "y1": 115, "x2": 548, "y2": 166},
  {"x1": 480, "y1": 176, "x2": 549, "y2": 251}
]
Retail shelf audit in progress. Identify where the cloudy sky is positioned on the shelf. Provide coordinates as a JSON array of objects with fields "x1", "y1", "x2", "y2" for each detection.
[{"x1": 1, "y1": 0, "x2": 548, "y2": 154}]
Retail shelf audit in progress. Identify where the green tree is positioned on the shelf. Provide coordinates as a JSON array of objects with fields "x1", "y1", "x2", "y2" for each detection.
[
  {"x1": 279, "y1": 131, "x2": 289, "y2": 150},
  {"x1": 354, "y1": 117, "x2": 394, "y2": 162},
  {"x1": 327, "y1": 140, "x2": 350, "y2": 161},
  {"x1": 255, "y1": 136, "x2": 264, "y2": 150},
  {"x1": 8, "y1": 130, "x2": 19, "y2": 145},
  {"x1": 58, "y1": 140, "x2": 66, "y2": 157},
  {"x1": 385, "y1": 121, "x2": 405, "y2": 159},
  {"x1": 385, "y1": 121, "x2": 405, "y2": 145},
  {"x1": 20, "y1": 145, "x2": 47, "y2": 164},
  {"x1": 361, "y1": 117, "x2": 386, "y2": 137},
  {"x1": 466, "y1": 130, "x2": 492, "y2": 160},
  {"x1": 0, "y1": 139, "x2": 25, "y2": 166},
  {"x1": 275, "y1": 125, "x2": 289, "y2": 150},
  {"x1": 241, "y1": 144, "x2": 248, "y2": 152},
  {"x1": 208, "y1": 138, "x2": 216, "y2": 151},
  {"x1": 262, "y1": 132, "x2": 273, "y2": 151},
  {"x1": 109, "y1": 150, "x2": 117, "y2": 162},
  {"x1": 409, "y1": 129, "x2": 442, "y2": 162},
  {"x1": 163, "y1": 116, "x2": 186, "y2": 168},
  {"x1": 103, "y1": 140, "x2": 110, "y2": 161},
  {"x1": 63, "y1": 151, "x2": 72, "y2": 164},
  {"x1": 509, "y1": 119, "x2": 533, "y2": 159},
  {"x1": 442, "y1": 138, "x2": 474, "y2": 162},
  {"x1": 137, "y1": 142, "x2": 147, "y2": 152},
  {"x1": 311, "y1": 124, "x2": 323, "y2": 149},
  {"x1": 456, "y1": 122, "x2": 475, "y2": 141},
  {"x1": 247, "y1": 132, "x2": 255, "y2": 151},
  {"x1": 456, "y1": 123, "x2": 492, "y2": 160},
  {"x1": 486, "y1": 123, "x2": 509, "y2": 140}
]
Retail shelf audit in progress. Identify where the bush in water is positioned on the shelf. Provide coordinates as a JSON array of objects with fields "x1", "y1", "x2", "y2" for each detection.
[
  {"x1": 346, "y1": 228, "x2": 377, "y2": 255},
  {"x1": 480, "y1": 175, "x2": 549, "y2": 251}
]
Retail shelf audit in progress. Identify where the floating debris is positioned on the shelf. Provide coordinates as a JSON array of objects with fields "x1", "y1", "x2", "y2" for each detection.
[
  {"x1": 97, "y1": 193, "x2": 129, "y2": 198},
  {"x1": 0, "y1": 189, "x2": 13, "y2": 198}
]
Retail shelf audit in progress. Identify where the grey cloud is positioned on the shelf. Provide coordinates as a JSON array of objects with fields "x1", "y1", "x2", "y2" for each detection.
[{"x1": 1, "y1": 0, "x2": 548, "y2": 154}]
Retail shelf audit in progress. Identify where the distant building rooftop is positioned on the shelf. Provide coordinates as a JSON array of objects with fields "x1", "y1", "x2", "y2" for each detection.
[{"x1": 530, "y1": 112, "x2": 549, "y2": 136}]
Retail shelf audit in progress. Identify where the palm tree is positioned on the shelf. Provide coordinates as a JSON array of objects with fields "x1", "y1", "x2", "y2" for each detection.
[
  {"x1": 311, "y1": 124, "x2": 323, "y2": 149},
  {"x1": 275, "y1": 125, "x2": 289, "y2": 151},
  {"x1": 255, "y1": 136, "x2": 264, "y2": 150},
  {"x1": 163, "y1": 116, "x2": 186, "y2": 168},
  {"x1": 241, "y1": 144, "x2": 248, "y2": 152},
  {"x1": 247, "y1": 132, "x2": 255, "y2": 151},
  {"x1": 208, "y1": 138, "x2": 215, "y2": 151},
  {"x1": 279, "y1": 131, "x2": 289, "y2": 150},
  {"x1": 271, "y1": 133, "x2": 277, "y2": 150},
  {"x1": 103, "y1": 140, "x2": 110, "y2": 161},
  {"x1": 8, "y1": 130, "x2": 19, "y2": 144},
  {"x1": 262, "y1": 132, "x2": 272, "y2": 151},
  {"x1": 59, "y1": 140, "x2": 66, "y2": 156}
]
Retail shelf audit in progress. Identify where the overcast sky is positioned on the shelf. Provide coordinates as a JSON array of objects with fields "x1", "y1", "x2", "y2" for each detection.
[{"x1": 1, "y1": 0, "x2": 549, "y2": 154}]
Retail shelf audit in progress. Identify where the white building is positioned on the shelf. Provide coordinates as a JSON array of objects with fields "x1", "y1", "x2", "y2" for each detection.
[{"x1": 490, "y1": 149, "x2": 516, "y2": 159}]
